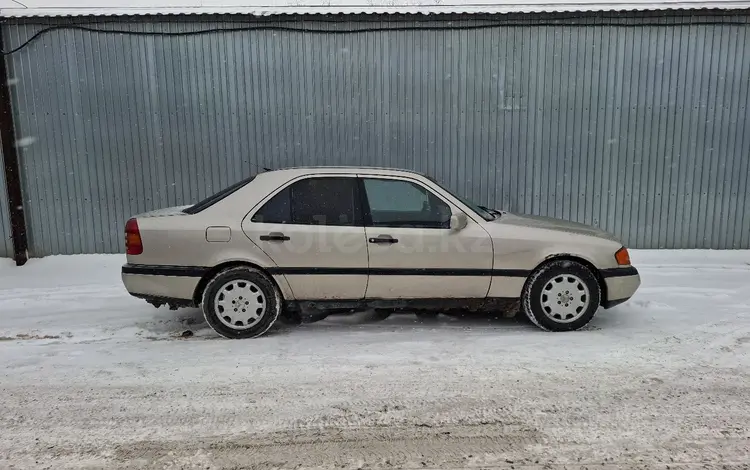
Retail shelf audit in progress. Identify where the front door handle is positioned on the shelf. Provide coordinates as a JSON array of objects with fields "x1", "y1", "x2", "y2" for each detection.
[
  {"x1": 259, "y1": 232, "x2": 290, "y2": 242},
  {"x1": 369, "y1": 235, "x2": 398, "y2": 244}
]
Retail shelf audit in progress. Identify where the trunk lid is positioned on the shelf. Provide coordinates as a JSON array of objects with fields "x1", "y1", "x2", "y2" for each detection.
[{"x1": 135, "y1": 205, "x2": 191, "y2": 219}]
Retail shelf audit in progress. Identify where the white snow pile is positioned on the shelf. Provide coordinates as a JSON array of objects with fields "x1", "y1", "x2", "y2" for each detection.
[
  {"x1": 0, "y1": 254, "x2": 206, "y2": 342},
  {"x1": 1, "y1": 250, "x2": 749, "y2": 344},
  {"x1": 1, "y1": 250, "x2": 750, "y2": 469}
]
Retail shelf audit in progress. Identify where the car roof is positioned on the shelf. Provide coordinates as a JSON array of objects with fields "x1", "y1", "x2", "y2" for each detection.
[{"x1": 257, "y1": 166, "x2": 428, "y2": 179}]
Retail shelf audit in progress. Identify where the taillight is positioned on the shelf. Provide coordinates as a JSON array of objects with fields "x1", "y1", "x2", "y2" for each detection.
[
  {"x1": 125, "y1": 218, "x2": 143, "y2": 255},
  {"x1": 614, "y1": 246, "x2": 631, "y2": 266}
]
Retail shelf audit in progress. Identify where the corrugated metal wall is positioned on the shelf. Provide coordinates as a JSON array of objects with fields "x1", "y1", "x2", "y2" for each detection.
[
  {"x1": 0, "y1": 141, "x2": 12, "y2": 258},
  {"x1": 2, "y1": 13, "x2": 750, "y2": 255}
]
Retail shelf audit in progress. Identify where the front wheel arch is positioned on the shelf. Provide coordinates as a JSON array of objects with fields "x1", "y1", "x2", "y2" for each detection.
[
  {"x1": 522, "y1": 259, "x2": 602, "y2": 331},
  {"x1": 526, "y1": 255, "x2": 607, "y2": 307}
]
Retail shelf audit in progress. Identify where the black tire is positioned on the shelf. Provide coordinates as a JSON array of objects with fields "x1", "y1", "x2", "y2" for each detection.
[
  {"x1": 522, "y1": 260, "x2": 601, "y2": 332},
  {"x1": 201, "y1": 266, "x2": 282, "y2": 339}
]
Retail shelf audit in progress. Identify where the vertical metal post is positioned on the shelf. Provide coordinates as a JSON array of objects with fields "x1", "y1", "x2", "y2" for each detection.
[{"x1": 0, "y1": 31, "x2": 28, "y2": 266}]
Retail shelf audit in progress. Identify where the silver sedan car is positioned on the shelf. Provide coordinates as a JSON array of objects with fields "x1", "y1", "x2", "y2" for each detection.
[{"x1": 122, "y1": 167, "x2": 640, "y2": 339}]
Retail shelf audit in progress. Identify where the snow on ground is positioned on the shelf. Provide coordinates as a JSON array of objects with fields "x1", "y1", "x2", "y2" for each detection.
[{"x1": 1, "y1": 251, "x2": 749, "y2": 469}]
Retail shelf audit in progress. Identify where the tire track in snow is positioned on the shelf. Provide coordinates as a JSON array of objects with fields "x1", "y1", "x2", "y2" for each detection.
[{"x1": 111, "y1": 424, "x2": 541, "y2": 469}]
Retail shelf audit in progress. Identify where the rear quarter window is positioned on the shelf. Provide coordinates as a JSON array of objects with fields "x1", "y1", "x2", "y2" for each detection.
[{"x1": 251, "y1": 187, "x2": 292, "y2": 224}]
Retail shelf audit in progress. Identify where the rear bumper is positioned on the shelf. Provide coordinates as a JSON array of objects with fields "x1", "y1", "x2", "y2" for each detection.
[
  {"x1": 122, "y1": 264, "x2": 201, "y2": 303},
  {"x1": 601, "y1": 266, "x2": 641, "y2": 309}
]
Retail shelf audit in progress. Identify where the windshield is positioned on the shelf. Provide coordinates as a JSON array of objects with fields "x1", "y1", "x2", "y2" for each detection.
[
  {"x1": 425, "y1": 176, "x2": 496, "y2": 221},
  {"x1": 183, "y1": 176, "x2": 255, "y2": 215},
  {"x1": 459, "y1": 196, "x2": 497, "y2": 221}
]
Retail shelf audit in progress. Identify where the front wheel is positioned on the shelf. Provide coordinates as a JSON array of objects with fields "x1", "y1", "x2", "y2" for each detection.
[
  {"x1": 201, "y1": 267, "x2": 282, "y2": 339},
  {"x1": 522, "y1": 260, "x2": 601, "y2": 332}
]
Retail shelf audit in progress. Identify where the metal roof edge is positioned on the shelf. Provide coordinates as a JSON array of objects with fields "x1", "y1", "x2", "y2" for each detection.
[{"x1": 2, "y1": 3, "x2": 750, "y2": 18}]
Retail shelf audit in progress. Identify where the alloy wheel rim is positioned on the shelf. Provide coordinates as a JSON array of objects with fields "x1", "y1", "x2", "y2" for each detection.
[
  {"x1": 540, "y1": 274, "x2": 590, "y2": 323},
  {"x1": 214, "y1": 280, "x2": 267, "y2": 330}
]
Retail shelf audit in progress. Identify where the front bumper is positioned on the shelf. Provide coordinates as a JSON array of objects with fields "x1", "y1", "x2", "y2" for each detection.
[{"x1": 602, "y1": 266, "x2": 641, "y2": 309}]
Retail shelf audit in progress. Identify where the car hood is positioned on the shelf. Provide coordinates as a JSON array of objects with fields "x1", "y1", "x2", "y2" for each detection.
[{"x1": 493, "y1": 212, "x2": 621, "y2": 242}]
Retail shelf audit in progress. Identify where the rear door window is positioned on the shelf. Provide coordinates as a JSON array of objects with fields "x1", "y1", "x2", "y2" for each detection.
[{"x1": 251, "y1": 177, "x2": 361, "y2": 226}]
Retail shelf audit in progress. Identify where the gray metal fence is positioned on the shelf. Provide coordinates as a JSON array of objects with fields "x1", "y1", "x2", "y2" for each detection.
[{"x1": 2, "y1": 13, "x2": 750, "y2": 255}]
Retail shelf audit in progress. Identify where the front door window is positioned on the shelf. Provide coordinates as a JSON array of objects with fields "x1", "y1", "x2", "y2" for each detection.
[
  {"x1": 362, "y1": 178, "x2": 451, "y2": 228},
  {"x1": 360, "y1": 177, "x2": 492, "y2": 299}
]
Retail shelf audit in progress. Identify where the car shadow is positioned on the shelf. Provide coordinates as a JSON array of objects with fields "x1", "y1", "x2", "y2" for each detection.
[
  {"x1": 269, "y1": 308, "x2": 622, "y2": 336},
  {"x1": 263, "y1": 310, "x2": 535, "y2": 337},
  {"x1": 149, "y1": 307, "x2": 623, "y2": 339}
]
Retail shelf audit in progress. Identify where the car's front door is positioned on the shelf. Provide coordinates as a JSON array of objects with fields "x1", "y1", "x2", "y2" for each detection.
[
  {"x1": 242, "y1": 175, "x2": 368, "y2": 300},
  {"x1": 360, "y1": 176, "x2": 493, "y2": 299}
]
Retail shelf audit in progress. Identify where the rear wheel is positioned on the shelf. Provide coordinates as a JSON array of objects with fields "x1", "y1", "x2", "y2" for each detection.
[
  {"x1": 201, "y1": 267, "x2": 282, "y2": 339},
  {"x1": 522, "y1": 260, "x2": 601, "y2": 332}
]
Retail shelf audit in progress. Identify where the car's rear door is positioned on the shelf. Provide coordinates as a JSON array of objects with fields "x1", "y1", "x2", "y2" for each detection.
[
  {"x1": 360, "y1": 175, "x2": 493, "y2": 299},
  {"x1": 242, "y1": 175, "x2": 368, "y2": 300}
]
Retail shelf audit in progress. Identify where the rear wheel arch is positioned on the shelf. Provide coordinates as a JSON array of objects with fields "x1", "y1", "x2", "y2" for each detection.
[
  {"x1": 527, "y1": 254, "x2": 607, "y2": 306},
  {"x1": 193, "y1": 261, "x2": 284, "y2": 306}
]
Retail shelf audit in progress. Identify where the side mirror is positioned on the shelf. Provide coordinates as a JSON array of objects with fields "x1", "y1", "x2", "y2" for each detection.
[{"x1": 450, "y1": 212, "x2": 468, "y2": 231}]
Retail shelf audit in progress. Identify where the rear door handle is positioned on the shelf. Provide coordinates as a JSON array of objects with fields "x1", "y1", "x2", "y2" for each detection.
[
  {"x1": 260, "y1": 232, "x2": 290, "y2": 242},
  {"x1": 369, "y1": 235, "x2": 398, "y2": 244}
]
